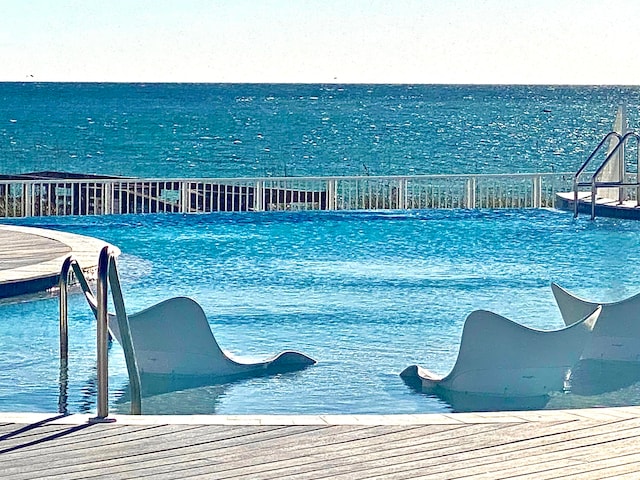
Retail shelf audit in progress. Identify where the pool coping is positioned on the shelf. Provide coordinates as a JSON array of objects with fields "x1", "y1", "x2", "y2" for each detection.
[{"x1": 3, "y1": 405, "x2": 640, "y2": 426}]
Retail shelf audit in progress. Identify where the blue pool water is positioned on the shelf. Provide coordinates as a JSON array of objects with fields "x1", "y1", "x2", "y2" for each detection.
[{"x1": 2, "y1": 209, "x2": 640, "y2": 414}]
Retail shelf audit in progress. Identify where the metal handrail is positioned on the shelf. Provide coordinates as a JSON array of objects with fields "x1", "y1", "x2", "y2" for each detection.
[
  {"x1": 572, "y1": 132, "x2": 620, "y2": 217},
  {"x1": 95, "y1": 249, "x2": 110, "y2": 418},
  {"x1": 588, "y1": 136, "x2": 627, "y2": 219},
  {"x1": 96, "y1": 246, "x2": 142, "y2": 417},
  {"x1": 58, "y1": 249, "x2": 142, "y2": 418},
  {"x1": 588, "y1": 132, "x2": 640, "y2": 219},
  {"x1": 59, "y1": 256, "x2": 97, "y2": 358},
  {"x1": 58, "y1": 256, "x2": 98, "y2": 414},
  {"x1": 591, "y1": 132, "x2": 640, "y2": 181},
  {"x1": 571, "y1": 131, "x2": 640, "y2": 219},
  {"x1": 573, "y1": 132, "x2": 621, "y2": 182}
]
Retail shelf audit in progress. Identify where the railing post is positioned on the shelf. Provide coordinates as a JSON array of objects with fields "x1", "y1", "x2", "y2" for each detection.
[
  {"x1": 58, "y1": 256, "x2": 73, "y2": 415},
  {"x1": 619, "y1": 138, "x2": 625, "y2": 204},
  {"x1": 397, "y1": 178, "x2": 406, "y2": 210},
  {"x1": 180, "y1": 181, "x2": 189, "y2": 213},
  {"x1": 254, "y1": 180, "x2": 264, "y2": 212},
  {"x1": 102, "y1": 181, "x2": 110, "y2": 215},
  {"x1": 532, "y1": 175, "x2": 541, "y2": 208},
  {"x1": 465, "y1": 177, "x2": 476, "y2": 209},
  {"x1": 327, "y1": 179, "x2": 337, "y2": 211},
  {"x1": 24, "y1": 183, "x2": 32, "y2": 218}
]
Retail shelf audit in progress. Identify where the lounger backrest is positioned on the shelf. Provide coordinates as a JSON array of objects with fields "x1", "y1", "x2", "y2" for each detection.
[
  {"x1": 552, "y1": 283, "x2": 640, "y2": 362},
  {"x1": 443, "y1": 306, "x2": 600, "y2": 396},
  {"x1": 109, "y1": 296, "x2": 233, "y2": 375}
]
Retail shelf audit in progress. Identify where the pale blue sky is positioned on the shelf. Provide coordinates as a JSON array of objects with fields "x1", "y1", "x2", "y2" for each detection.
[{"x1": 1, "y1": 0, "x2": 639, "y2": 84}]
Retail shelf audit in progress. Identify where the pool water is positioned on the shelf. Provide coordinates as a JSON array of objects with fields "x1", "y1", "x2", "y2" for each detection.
[{"x1": 2, "y1": 209, "x2": 640, "y2": 415}]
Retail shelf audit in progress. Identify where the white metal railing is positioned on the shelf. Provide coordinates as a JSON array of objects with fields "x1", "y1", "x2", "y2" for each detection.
[{"x1": 0, "y1": 173, "x2": 573, "y2": 218}]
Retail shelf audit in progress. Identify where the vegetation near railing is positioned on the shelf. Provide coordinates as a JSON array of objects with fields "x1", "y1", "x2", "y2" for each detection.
[{"x1": 0, "y1": 173, "x2": 573, "y2": 218}]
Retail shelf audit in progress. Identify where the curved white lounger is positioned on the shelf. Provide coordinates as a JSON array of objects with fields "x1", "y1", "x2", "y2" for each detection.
[
  {"x1": 107, "y1": 296, "x2": 315, "y2": 394},
  {"x1": 400, "y1": 307, "x2": 601, "y2": 399},
  {"x1": 552, "y1": 283, "x2": 640, "y2": 362},
  {"x1": 552, "y1": 283, "x2": 640, "y2": 394}
]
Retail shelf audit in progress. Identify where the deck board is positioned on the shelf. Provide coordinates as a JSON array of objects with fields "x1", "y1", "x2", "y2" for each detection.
[
  {"x1": 2, "y1": 411, "x2": 640, "y2": 479},
  {"x1": 370, "y1": 424, "x2": 637, "y2": 479},
  {"x1": 556, "y1": 191, "x2": 640, "y2": 220},
  {"x1": 0, "y1": 225, "x2": 118, "y2": 298}
]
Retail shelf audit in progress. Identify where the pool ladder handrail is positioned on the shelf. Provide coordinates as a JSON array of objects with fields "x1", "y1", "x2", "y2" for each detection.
[
  {"x1": 573, "y1": 131, "x2": 640, "y2": 219},
  {"x1": 59, "y1": 246, "x2": 142, "y2": 417}
]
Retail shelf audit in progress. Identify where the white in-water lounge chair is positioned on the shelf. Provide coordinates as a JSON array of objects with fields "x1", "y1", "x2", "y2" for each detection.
[
  {"x1": 400, "y1": 307, "x2": 601, "y2": 398},
  {"x1": 552, "y1": 283, "x2": 640, "y2": 362},
  {"x1": 107, "y1": 296, "x2": 316, "y2": 391},
  {"x1": 62, "y1": 250, "x2": 315, "y2": 409}
]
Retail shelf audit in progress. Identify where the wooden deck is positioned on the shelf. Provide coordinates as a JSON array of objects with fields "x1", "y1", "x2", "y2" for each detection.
[
  {"x1": 1, "y1": 409, "x2": 640, "y2": 479},
  {"x1": 0, "y1": 225, "x2": 118, "y2": 299},
  {"x1": 556, "y1": 192, "x2": 640, "y2": 220}
]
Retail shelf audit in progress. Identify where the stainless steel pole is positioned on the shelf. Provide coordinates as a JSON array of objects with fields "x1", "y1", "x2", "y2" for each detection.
[{"x1": 96, "y1": 246, "x2": 110, "y2": 418}]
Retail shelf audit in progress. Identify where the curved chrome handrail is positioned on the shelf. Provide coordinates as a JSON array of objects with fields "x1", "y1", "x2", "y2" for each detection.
[
  {"x1": 591, "y1": 132, "x2": 640, "y2": 181},
  {"x1": 98, "y1": 245, "x2": 142, "y2": 417},
  {"x1": 59, "y1": 256, "x2": 97, "y2": 362},
  {"x1": 572, "y1": 132, "x2": 620, "y2": 217},
  {"x1": 571, "y1": 131, "x2": 640, "y2": 219},
  {"x1": 59, "y1": 255, "x2": 101, "y2": 415},
  {"x1": 574, "y1": 131, "x2": 621, "y2": 182},
  {"x1": 588, "y1": 132, "x2": 640, "y2": 219}
]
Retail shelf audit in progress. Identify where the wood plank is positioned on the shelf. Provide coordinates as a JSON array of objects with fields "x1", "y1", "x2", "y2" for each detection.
[
  {"x1": 0, "y1": 230, "x2": 70, "y2": 269},
  {"x1": 0, "y1": 424, "x2": 170, "y2": 453},
  {"x1": 99, "y1": 424, "x2": 500, "y2": 480},
  {"x1": 76, "y1": 425, "x2": 452, "y2": 479},
  {"x1": 1, "y1": 425, "x2": 321, "y2": 479},
  {"x1": 385, "y1": 422, "x2": 637, "y2": 478},
  {"x1": 1, "y1": 424, "x2": 255, "y2": 472},
  {"x1": 336, "y1": 420, "x2": 640, "y2": 480},
  {"x1": 236, "y1": 419, "x2": 634, "y2": 480},
  {"x1": 226, "y1": 422, "x2": 577, "y2": 479},
  {"x1": 1, "y1": 412, "x2": 640, "y2": 479},
  {"x1": 0, "y1": 225, "x2": 117, "y2": 298}
]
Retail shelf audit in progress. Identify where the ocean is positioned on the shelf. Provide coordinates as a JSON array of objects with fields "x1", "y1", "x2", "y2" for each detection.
[{"x1": 1, "y1": 83, "x2": 639, "y2": 178}]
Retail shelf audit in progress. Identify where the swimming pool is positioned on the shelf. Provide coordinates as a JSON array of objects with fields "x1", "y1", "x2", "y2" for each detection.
[{"x1": 2, "y1": 208, "x2": 640, "y2": 415}]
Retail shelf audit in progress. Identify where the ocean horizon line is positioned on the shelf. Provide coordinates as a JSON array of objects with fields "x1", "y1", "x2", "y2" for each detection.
[{"x1": 1, "y1": 80, "x2": 638, "y2": 88}]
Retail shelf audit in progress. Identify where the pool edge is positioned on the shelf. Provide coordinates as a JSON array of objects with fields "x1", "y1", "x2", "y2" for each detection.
[{"x1": 2, "y1": 405, "x2": 639, "y2": 426}]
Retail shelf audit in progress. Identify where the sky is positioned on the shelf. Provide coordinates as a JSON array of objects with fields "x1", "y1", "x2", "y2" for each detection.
[{"x1": 1, "y1": 0, "x2": 640, "y2": 84}]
